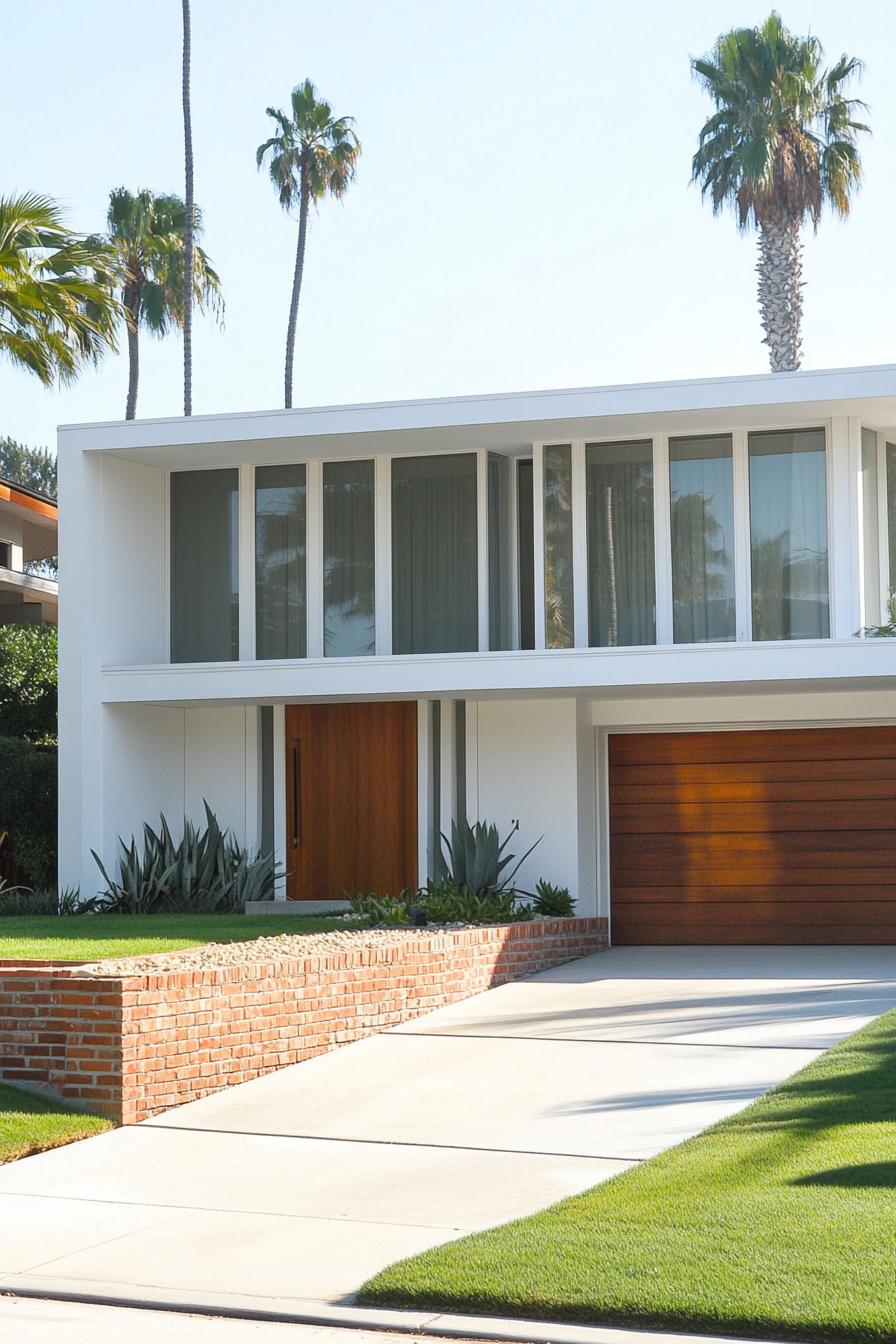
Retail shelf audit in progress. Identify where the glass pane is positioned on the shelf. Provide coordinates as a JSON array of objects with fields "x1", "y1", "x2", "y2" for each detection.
[
  {"x1": 170, "y1": 469, "x2": 238, "y2": 662},
  {"x1": 860, "y1": 429, "x2": 880, "y2": 628},
  {"x1": 749, "y1": 429, "x2": 829, "y2": 640},
  {"x1": 887, "y1": 443, "x2": 896, "y2": 601},
  {"x1": 255, "y1": 464, "x2": 306, "y2": 659},
  {"x1": 488, "y1": 453, "x2": 512, "y2": 650},
  {"x1": 543, "y1": 445, "x2": 574, "y2": 648},
  {"x1": 517, "y1": 460, "x2": 535, "y2": 649},
  {"x1": 323, "y1": 459, "x2": 375, "y2": 657},
  {"x1": 670, "y1": 435, "x2": 735, "y2": 643},
  {"x1": 392, "y1": 454, "x2": 478, "y2": 654},
  {"x1": 586, "y1": 440, "x2": 655, "y2": 647}
]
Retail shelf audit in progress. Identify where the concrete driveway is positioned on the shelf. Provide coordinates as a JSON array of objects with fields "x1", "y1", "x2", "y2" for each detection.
[{"x1": 1, "y1": 946, "x2": 894, "y2": 1319}]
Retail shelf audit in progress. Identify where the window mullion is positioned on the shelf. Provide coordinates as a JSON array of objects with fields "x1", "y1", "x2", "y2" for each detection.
[
  {"x1": 732, "y1": 428, "x2": 751, "y2": 642},
  {"x1": 653, "y1": 434, "x2": 673, "y2": 646}
]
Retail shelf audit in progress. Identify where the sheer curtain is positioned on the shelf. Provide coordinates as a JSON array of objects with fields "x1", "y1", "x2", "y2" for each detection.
[
  {"x1": 255, "y1": 464, "x2": 306, "y2": 659},
  {"x1": 392, "y1": 454, "x2": 478, "y2": 654},
  {"x1": 517, "y1": 460, "x2": 535, "y2": 650},
  {"x1": 488, "y1": 453, "x2": 512, "y2": 650},
  {"x1": 586, "y1": 440, "x2": 655, "y2": 647},
  {"x1": 749, "y1": 429, "x2": 829, "y2": 640},
  {"x1": 170, "y1": 469, "x2": 239, "y2": 662},
  {"x1": 323, "y1": 459, "x2": 375, "y2": 657},
  {"x1": 543, "y1": 445, "x2": 574, "y2": 648},
  {"x1": 670, "y1": 435, "x2": 735, "y2": 643},
  {"x1": 887, "y1": 443, "x2": 896, "y2": 598}
]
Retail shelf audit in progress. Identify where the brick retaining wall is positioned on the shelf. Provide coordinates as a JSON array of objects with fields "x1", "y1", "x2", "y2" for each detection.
[{"x1": 0, "y1": 918, "x2": 607, "y2": 1124}]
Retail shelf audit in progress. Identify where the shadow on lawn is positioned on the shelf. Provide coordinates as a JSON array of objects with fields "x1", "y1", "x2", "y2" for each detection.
[{"x1": 793, "y1": 1161, "x2": 896, "y2": 1188}]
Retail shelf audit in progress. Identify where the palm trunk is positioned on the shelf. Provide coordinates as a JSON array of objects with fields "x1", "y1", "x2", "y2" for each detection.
[
  {"x1": 757, "y1": 219, "x2": 803, "y2": 373},
  {"x1": 182, "y1": 0, "x2": 194, "y2": 416},
  {"x1": 284, "y1": 185, "x2": 310, "y2": 410},
  {"x1": 125, "y1": 321, "x2": 140, "y2": 420}
]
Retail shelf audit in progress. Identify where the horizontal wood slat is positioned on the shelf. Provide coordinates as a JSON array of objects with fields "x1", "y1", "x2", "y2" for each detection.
[
  {"x1": 610, "y1": 726, "x2": 896, "y2": 766},
  {"x1": 609, "y1": 727, "x2": 896, "y2": 945},
  {"x1": 612, "y1": 903, "x2": 896, "y2": 946}
]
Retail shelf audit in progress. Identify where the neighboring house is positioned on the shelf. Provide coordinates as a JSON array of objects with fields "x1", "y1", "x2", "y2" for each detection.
[
  {"x1": 0, "y1": 475, "x2": 58, "y2": 626},
  {"x1": 59, "y1": 365, "x2": 896, "y2": 944}
]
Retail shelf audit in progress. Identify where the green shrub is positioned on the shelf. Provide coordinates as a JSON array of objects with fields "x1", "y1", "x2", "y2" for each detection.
[
  {"x1": 347, "y1": 892, "x2": 414, "y2": 926},
  {"x1": 530, "y1": 879, "x2": 576, "y2": 918},
  {"x1": 0, "y1": 882, "x2": 55, "y2": 916},
  {"x1": 0, "y1": 736, "x2": 56, "y2": 886},
  {"x1": 0, "y1": 625, "x2": 57, "y2": 743},
  {"x1": 422, "y1": 877, "x2": 531, "y2": 925},
  {"x1": 93, "y1": 803, "x2": 278, "y2": 914}
]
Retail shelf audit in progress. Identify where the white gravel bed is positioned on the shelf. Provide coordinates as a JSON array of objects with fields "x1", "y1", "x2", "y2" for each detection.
[{"x1": 80, "y1": 924, "x2": 471, "y2": 976}]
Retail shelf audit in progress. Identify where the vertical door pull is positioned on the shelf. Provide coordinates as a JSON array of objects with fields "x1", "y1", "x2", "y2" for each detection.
[{"x1": 292, "y1": 742, "x2": 301, "y2": 847}]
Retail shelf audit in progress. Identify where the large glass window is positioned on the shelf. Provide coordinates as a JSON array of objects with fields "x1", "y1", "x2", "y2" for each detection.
[
  {"x1": 170, "y1": 469, "x2": 238, "y2": 662},
  {"x1": 749, "y1": 428, "x2": 829, "y2": 640},
  {"x1": 517, "y1": 459, "x2": 535, "y2": 650},
  {"x1": 586, "y1": 440, "x2": 655, "y2": 647},
  {"x1": 323, "y1": 459, "x2": 375, "y2": 657},
  {"x1": 670, "y1": 434, "x2": 735, "y2": 643},
  {"x1": 543, "y1": 445, "x2": 574, "y2": 648},
  {"x1": 488, "y1": 453, "x2": 512, "y2": 650},
  {"x1": 255, "y1": 464, "x2": 306, "y2": 659},
  {"x1": 860, "y1": 429, "x2": 881, "y2": 627},
  {"x1": 392, "y1": 454, "x2": 478, "y2": 654},
  {"x1": 887, "y1": 443, "x2": 896, "y2": 604}
]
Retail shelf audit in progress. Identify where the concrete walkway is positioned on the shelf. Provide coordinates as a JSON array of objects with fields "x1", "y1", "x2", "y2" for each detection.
[{"x1": 1, "y1": 946, "x2": 894, "y2": 1320}]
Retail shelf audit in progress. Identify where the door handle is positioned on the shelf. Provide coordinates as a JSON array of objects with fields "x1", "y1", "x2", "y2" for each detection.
[{"x1": 292, "y1": 742, "x2": 301, "y2": 847}]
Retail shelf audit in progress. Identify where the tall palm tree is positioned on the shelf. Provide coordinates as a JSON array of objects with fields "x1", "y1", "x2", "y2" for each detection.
[
  {"x1": 181, "y1": 0, "x2": 195, "y2": 416},
  {"x1": 0, "y1": 193, "x2": 119, "y2": 386},
  {"x1": 691, "y1": 12, "x2": 868, "y2": 372},
  {"x1": 100, "y1": 187, "x2": 222, "y2": 420},
  {"x1": 257, "y1": 80, "x2": 361, "y2": 409}
]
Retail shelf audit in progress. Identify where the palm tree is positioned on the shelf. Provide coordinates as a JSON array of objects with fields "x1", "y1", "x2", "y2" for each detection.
[
  {"x1": 257, "y1": 80, "x2": 361, "y2": 409},
  {"x1": 100, "y1": 187, "x2": 222, "y2": 420},
  {"x1": 691, "y1": 12, "x2": 868, "y2": 372},
  {"x1": 0, "y1": 193, "x2": 119, "y2": 386},
  {"x1": 181, "y1": 0, "x2": 195, "y2": 416}
]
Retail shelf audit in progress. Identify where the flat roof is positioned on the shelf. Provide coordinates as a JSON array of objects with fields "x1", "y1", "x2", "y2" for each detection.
[{"x1": 58, "y1": 362, "x2": 896, "y2": 469}]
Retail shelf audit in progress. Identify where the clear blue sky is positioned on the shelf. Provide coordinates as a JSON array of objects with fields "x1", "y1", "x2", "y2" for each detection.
[{"x1": 5, "y1": 0, "x2": 895, "y2": 451}]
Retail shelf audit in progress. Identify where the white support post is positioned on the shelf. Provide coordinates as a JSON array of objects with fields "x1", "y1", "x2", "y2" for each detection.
[
  {"x1": 238, "y1": 464, "x2": 255, "y2": 661},
  {"x1": 272, "y1": 704, "x2": 287, "y2": 899},
  {"x1": 532, "y1": 443, "x2": 546, "y2": 650},
  {"x1": 416, "y1": 700, "x2": 431, "y2": 886},
  {"x1": 374, "y1": 455, "x2": 392, "y2": 655},
  {"x1": 571, "y1": 441, "x2": 588, "y2": 647},
  {"x1": 306, "y1": 459, "x2": 324, "y2": 658},
  {"x1": 439, "y1": 694, "x2": 457, "y2": 835},
  {"x1": 732, "y1": 428, "x2": 751, "y2": 643},
  {"x1": 653, "y1": 434, "x2": 673, "y2": 646},
  {"x1": 244, "y1": 706, "x2": 260, "y2": 850}
]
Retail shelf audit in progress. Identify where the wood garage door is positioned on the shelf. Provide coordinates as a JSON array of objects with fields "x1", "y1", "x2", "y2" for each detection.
[{"x1": 609, "y1": 726, "x2": 896, "y2": 945}]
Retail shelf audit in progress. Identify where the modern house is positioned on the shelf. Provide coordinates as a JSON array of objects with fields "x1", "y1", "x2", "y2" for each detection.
[
  {"x1": 59, "y1": 365, "x2": 896, "y2": 944},
  {"x1": 0, "y1": 475, "x2": 58, "y2": 626}
]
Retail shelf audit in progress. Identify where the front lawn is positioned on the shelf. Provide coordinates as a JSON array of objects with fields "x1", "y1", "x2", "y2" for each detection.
[
  {"x1": 0, "y1": 913, "x2": 353, "y2": 961},
  {"x1": 361, "y1": 1008, "x2": 896, "y2": 1343},
  {"x1": 0, "y1": 1082, "x2": 112, "y2": 1163}
]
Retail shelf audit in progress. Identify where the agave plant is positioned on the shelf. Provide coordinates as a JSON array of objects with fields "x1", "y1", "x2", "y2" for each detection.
[
  {"x1": 92, "y1": 802, "x2": 278, "y2": 914},
  {"x1": 434, "y1": 818, "x2": 541, "y2": 899}
]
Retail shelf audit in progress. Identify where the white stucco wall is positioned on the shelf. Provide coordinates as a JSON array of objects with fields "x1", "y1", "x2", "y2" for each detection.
[{"x1": 470, "y1": 697, "x2": 597, "y2": 914}]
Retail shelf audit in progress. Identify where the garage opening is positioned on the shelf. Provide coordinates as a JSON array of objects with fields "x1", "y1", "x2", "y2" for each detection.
[{"x1": 609, "y1": 726, "x2": 896, "y2": 945}]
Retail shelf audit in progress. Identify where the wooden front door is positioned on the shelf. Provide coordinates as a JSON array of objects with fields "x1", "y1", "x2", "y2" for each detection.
[
  {"x1": 610, "y1": 726, "x2": 896, "y2": 945},
  {"x1": 285, "y1": 702, "x2": 418, "y2": 901}
]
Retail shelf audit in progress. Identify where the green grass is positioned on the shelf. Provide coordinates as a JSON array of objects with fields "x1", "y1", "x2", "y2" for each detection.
[
  {"x1": 0, "y1": 913, "x2": 353, "y2": 961},
  {"x1": 0, "y1": 1082, "x2": 113, "y2": 1163},
  {"x1": 360, "y1": 1009, "x2": 896, "y2": 1343}
]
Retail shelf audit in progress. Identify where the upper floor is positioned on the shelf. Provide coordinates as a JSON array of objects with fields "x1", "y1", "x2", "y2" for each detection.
[
  {"x1": 0, "y1": 476, "x2": 58, "y2": 627},
  {"x1": 58, "y1": 364, "x2": 896, "y2": 703}
]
